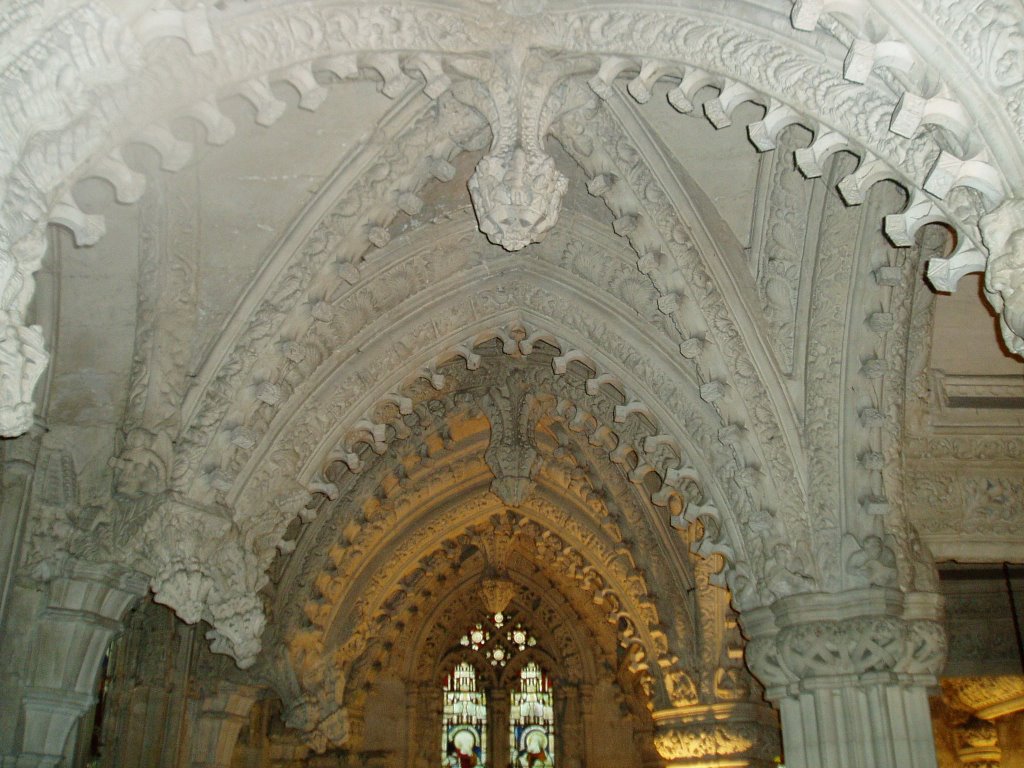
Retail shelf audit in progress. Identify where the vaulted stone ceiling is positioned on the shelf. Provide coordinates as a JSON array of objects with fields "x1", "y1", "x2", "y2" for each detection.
[{"x1": 6, "y1": 0, "x2": 1024, "y2": 764}]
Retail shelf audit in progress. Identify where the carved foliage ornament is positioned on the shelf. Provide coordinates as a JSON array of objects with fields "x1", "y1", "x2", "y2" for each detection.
[
  {"x1": 654, "y1": 720, "x2": 780, "y2": 763},
  {"x1": 980, "y1": 199, "x2": 1024, "y2": 355}
]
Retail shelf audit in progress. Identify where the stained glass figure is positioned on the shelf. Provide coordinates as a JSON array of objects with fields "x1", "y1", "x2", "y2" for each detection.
[
  {"x1": 510, "y1": 663, "x2": 554, "y2": 768},
  {"x1": 443, "y1": 662, "x2": 487, "y2": 768}
]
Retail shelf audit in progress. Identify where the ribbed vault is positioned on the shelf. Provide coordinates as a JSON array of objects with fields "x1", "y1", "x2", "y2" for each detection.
[
  {"x1": 26, "y1": 47, "x2": 940, "y2": 676},
  {"x1": 8, "y1": 1, "x2": 1010, "y2": 766},
  {"x1": 259, "y1": 343, "x2": 710, "y2": 746}
]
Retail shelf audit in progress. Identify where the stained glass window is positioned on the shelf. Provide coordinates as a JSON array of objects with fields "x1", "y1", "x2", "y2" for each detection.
[
  {"x1": 510, "y1": 663, "x2": 554, "y2": 768},
  {"x1": 443, "y1": 662, "x2": 487, "y2": 768}
]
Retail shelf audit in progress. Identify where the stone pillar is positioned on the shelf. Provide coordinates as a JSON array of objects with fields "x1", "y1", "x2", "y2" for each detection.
[
  {"x1": 954, "y1": 717, "x2": 1001, "y2": 768},
  {"x1": 405, "y1": 683, "x2": 421, "y2": 768},
  {"x1": 579, "y1": 683, "x2": 596, "y2": 766},
  {"x1": 490, "y1": 688, "x2": 509, "y2": 768},
  {"x1": 557, "y1": 683, "x2": 582, "y2": 768},
  {"x1": 188, "y1": 682, "x2": 260, "y2": 768},
  {"x1": 741, "y1": 588, "x2": 945, "y2": 768},
  {"x1": 652, "y1": 701, "x2": 780, "y2": 767},
  {"x1": 4, "y1": 560, "x2": 147, "y2": 767}
]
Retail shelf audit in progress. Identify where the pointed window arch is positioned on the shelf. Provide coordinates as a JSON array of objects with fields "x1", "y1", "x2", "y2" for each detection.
[
  {"x1": 443, "y1": 661, "x2": 487, "y2": 768},
  {"x1": 510, "y1": 662, "x2": 554, "y2": 768}
]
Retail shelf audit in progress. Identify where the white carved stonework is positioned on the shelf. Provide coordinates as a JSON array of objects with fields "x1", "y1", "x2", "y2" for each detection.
[
  {"x1": 0, "y1": 320, "x2": 47, "y2": 436},
  {"x1": 741, "y1": 589, "x2": 946, "y2": 768},
  {"x1": 451, "y1": 51, "x2": 588, "y2": 252},
  {"x1": 468, "y1": 147, "x2": 567, "y2": 251},
  {"x1": 979, "y1": 199, "x2": 1024, "y2": 355},
  {"x1": 0, "y1": 0, "x2": 1021, "y2": 438},
  {"x1": 6, "y1": 0, "x2": 1024, "y2": 764},
  {"x1": 140, "y1": 497, "x2": 266, "y2": 668}
]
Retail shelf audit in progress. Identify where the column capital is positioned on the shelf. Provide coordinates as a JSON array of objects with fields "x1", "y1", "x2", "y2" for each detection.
[
  {"x1": 739, "y1": 589, "x2": 945, "y2": 768},
  {"x1": 740, "y1": 588, "x2": 945, "y2": 699},
  {"x1": 954, "y1": 717, "x2": 1001, "y2": 768},
  {"x1": 652, "y1": 701, "x2": 780, "y2": 767}
]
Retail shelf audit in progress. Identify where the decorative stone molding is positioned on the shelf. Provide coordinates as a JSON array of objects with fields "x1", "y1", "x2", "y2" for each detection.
[
  {"x1": 953, "y1": 717, "x2": 1001, "y2": 768},
  {"x1": 0, "y1": 0, "x2": 1020, "y2": 439},
  {"x1": 138, "y1": 495, "x2": 265, "y2": 668},
  {"x1": 479, "y1": 376, "x2": 547, "y2": 505},
  {"x1": 740, "y1": 588, "x2": 945, "y2": 768},
  {"x1": 653, "y1": 702, "x2": 780, "y2": 767}
]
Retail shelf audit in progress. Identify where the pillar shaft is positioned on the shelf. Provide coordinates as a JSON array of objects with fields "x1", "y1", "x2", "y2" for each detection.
[
  {"x1": 188, "y1": 683, "x2": 260, "y2": 768},
  {"x1": 3, "y1": 561, "x2": 146, "y2": 767}
]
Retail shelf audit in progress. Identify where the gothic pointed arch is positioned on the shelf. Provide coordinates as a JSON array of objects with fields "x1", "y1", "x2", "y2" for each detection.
[{"x1": 2, "y1": 0, "x2": 1024, "y2": 439}]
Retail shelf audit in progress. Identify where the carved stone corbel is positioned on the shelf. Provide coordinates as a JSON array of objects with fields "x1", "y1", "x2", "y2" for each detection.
[
  {"x1": 139, "y1": 495, "x2": 266, "y2": 668},
  {"x1": 954, "y1": 717, "x2": 1001, "y2": 768},
  {"x1": 449, "y1": 51, "x2": 594, "y2": 251},
  {"x1": 479, "y1": 378, "x2": 547, "y2": 505}
]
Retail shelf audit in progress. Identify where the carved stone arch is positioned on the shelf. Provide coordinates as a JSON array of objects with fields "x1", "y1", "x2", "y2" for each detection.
[
  {"x1": 264, "y1": 357, "x2": 706, "y2": 706},
  {"x1": 305, "y1": 490, "x2": 690, "y2": 712},
  {"x1": 231, "y1": 272, "x2": 776, "y2": 580},
  {"x1": 318, "y1": 533, "x2": 626, "y2": 749},
  {"x1": 550, "y1": 95, "x2": 815, "y2": 571},
  {"x1": 179, "y1": 278, "x2": 775, "y2": 664},
  {"x1": 4, "y1": 0, "x2": 1024, "y2": 439}
]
